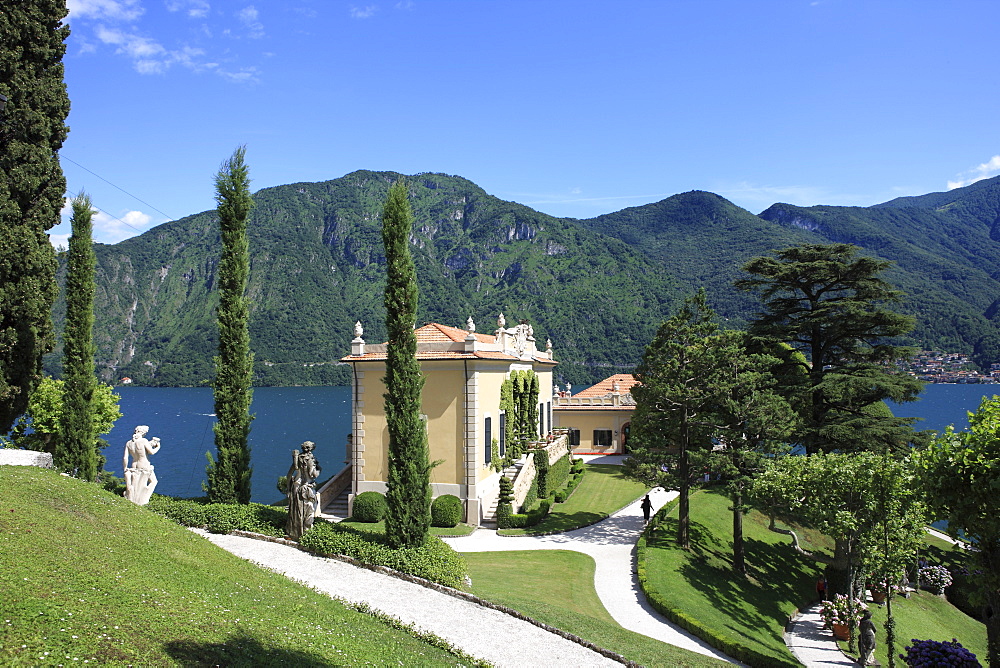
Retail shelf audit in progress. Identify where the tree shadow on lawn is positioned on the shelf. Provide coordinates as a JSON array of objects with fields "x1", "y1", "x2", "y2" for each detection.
[
  {"x1": 164, "y1": 630, "x2": 332, "y2": 667},
  {"x1": 651, "y1": 518, "x2": 820, "y2": 654}
]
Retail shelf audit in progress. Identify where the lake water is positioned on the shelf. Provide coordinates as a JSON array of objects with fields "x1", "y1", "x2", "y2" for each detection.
[
  {"x1": 100, "y1": 382, "x2": 998, "y2": 504},
  {"x1": 103, "y1": 386, "x2": 351, "y2": 504}
]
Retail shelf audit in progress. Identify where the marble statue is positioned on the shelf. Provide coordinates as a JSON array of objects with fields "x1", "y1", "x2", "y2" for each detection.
[
  {"x1": 123, "y1": 425, "x2": 161, "y2": 505},
  {"x1": 286, "y1": 440, "x2": 322, "y2": 540},
  {"x1": 354, "y1": 320, "x2": 363, "y2": 339},
  {"x1": 858, "y1": 610, "x2": 877, "y2": 665},
  {"x1": 467, "y1": 316, "x2": 476, "y2": 332},
  {"x1": 497, "y1": 312, "x2": 506, "y2": 330}
]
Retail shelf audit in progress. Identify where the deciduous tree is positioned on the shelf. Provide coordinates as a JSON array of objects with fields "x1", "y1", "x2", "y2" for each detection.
[
  {"x1": 914, "y1": 395, "x2": 1000, "y2": 666},
  {"x1": 736, "y1": 243, "x2": 922, "y2": 454},
  {"x1": 382, "y1": 179, "x2": 431, "y2": 548},
  {"x1": 0, "y1": 2, "x2": 70, "y2": 432},
  {"x1": 206, "y1": 147, "x2": 254, "y2": 504}
]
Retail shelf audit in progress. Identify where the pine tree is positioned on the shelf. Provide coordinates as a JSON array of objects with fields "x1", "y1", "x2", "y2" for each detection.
[
  {"x1": 381, "y1": 179, "x2": 431, "y2": 549},
  {"x1": 736, "y1": 243, "x2": 922, "y2": 454},
  {"x1": 0, "y1": 2, "x2": 70, "y2": 432},
  {"x1": 57, "y1": 193, "x2": 98, "y2": 479},
  {"x1": 205, "y1": 147, "x2": 254, "y2": 504}
]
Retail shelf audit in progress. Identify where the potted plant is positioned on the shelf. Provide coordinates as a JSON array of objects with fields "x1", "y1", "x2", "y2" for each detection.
[{"x1": 820, "y1": 594, "x2": 868, "y2": 640}]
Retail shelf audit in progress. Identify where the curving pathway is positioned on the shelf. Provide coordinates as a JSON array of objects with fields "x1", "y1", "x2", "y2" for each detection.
[
  {"x1": 784, "y1": 604, "x2": 856, "y2": 667},
  {"x1": 442, "y1": 487, "x2": 738, "y2": 664}
]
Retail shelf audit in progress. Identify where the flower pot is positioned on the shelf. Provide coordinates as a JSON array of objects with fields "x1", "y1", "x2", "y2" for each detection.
[
  {"x1": 871, "y1": 590, "x2": 887, "y2": 604},
  {"x1": 831, "y1": 623, "x2": 851, "y2": 641}
]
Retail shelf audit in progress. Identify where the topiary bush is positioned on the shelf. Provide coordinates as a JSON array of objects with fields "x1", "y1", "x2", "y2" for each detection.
[
  {"x1": 299, "y1": 521, "x2": 467, "y2": 588},
  {"x1": 533, "y1": 449, "x2": 551, "y2": 497},
  {"x1": 900, "y1": 638, "x2": 981, "y2": 667},
  {"x1": 431, "y1": 494, "x2": 463, "y2": 527},
  {"x1": 353, "y1": 491, "x2": 387, "y2": 523},
  {"x1": 496, "y1": 476, "x2": 514, "y2": 528}
]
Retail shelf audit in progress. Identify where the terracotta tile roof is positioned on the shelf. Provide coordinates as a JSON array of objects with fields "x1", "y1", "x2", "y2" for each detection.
[
  {"x1": 575, "y1": 374, "x2": 638, "y2": 397},
  {"x1": 418, "y1": 322, "x2": 495, "y2": 344}
]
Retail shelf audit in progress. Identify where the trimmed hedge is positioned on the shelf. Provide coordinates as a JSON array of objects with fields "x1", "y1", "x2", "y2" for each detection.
[
  {"x1": 635, "y1": 498, "x2": 796, "y2": 668},
  {"x1": 498, "y1": 499, "x2": 552, "y2": 529},
  {"x1": 353, "y1": 491, "x2": 387, "y2": 523},
  {"x1": 496, "y1": 476, "x2": 514, "y2": 527},
  {"x1": 533, "y1": 450, "x2": 572, "y2": 499},
  {"x1": 300, "y1": 521, "x2": 467, "y2": 588},
  {"x1": 554, "y1": 468, "x2": 586, "y2": 503},
  {"x1": 431, "y1": 494, "x2": 463, "y2": 527},
  {"x1": 146, "y1": 496, "x2": 286, "y2": 537}
]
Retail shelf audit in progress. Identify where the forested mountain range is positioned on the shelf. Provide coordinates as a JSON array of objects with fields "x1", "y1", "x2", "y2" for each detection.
[{"x1": 45, "y1": 171, "x2": 1000, "y2": 387}]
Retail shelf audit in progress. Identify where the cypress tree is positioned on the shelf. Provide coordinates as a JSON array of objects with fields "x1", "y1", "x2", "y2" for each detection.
[
  {"x1": 382, "y1": 179, "x2": 431, "y2": 549},
  {"x1": 57, "y1": 193, "x2": 98, "y2": 479},
  {"x1": 0, "y1": 2, "x2": 70, "y2": 432},
  {"x1": 205, "y1": 147, "x2": 254, "y2": 504}
]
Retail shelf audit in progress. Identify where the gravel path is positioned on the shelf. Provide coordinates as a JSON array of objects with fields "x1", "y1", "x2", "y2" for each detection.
[
  {"x1": 196, "y1": 529, "x2": 621, "y2": 667},
  {"x1": 784, "y1": 603, "x2": 856, "y2": 667}
]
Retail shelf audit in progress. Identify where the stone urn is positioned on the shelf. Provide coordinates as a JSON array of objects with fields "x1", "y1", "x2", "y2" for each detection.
[{"x1": 831, "y1": 622, "x2": 851, "y2": 641}]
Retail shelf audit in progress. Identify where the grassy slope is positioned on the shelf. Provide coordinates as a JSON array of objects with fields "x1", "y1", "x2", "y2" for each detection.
[
  {"x1": 645, "y1": 489, "x2": 834, "y2": 666},
  {"x1": 644, "y1": 488, "x2": 988, "y2": 666},
  {"x1": 463, "y1": 550, "x2": 728, "y2": 668},
  {"x1": 499, "y1": 463, "x2": 649, "y2": 536},
  {"x1": 0, "y1": 467, "x2": 471, "y2": 666}
]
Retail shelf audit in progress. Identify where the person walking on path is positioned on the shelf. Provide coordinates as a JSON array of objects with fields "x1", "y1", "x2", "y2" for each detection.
[{"x1": 640, "y1": 494, "x2": 653, "y2": 524}]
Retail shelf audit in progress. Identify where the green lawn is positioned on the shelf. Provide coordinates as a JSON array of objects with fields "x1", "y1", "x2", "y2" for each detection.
[
  {"x1": 643, "y1": 488, "x2": 833, "y2": 666},
  {"x1": 0, "y1": 467, "x2": 479, "y2": 666},
  {"x1": 837, "y1": 590, "x2": 987, "y2": 666},
  {"x1": 499, "y1": 463, "x2": 649, "y2": 535},
  {"x1": 463, "y1": 549, "x2": 729, "y2": 667}
]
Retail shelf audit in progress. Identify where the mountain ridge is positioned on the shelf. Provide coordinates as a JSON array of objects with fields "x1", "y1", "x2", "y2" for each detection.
[{"x1": 46, "y1": 171, "x2": 1000, "y2": 386}]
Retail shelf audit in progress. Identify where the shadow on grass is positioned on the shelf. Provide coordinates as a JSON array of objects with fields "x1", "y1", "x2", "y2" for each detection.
[
  {"x1": 649, "y1": 516, "x2": 820, "y2": 658},
  {"x1": 164, "y1": 630, "x2": 332, "y2": 667}
]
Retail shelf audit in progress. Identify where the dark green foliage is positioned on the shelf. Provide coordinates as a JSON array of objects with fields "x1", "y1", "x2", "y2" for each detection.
[
  {"x1": 736, "y1": 243, "x2": 922, "y2": 454},
  {"x1": 500, "y1": 499, "x2": 552, "y2": 529},
  {"x1": 206, "y1": 147, "x2": 254, "y2": 504},
  {"x1": 57, "y1": 193, "x2": 98, "y2": 480},
  {"x1": 146, "y1": 496, "x2": 285, "y2": 537},
  {"x1": 299, "y1": 521, "x2": 467, "y2": 588},
  {"x1": 0, "y1": 2, "x2": 69, "y2": 431},
  {"x1": 496, "y1": 475, "x2": 513, "y2": 527},
  {"x1": 430, "y1": 494, "x2": 463, "y2": 528},
  {"x1": 554, "y1": 468, "x2": 586, "y2": 503},
  {"x1": 533, "y1": 451, "x2": 571, "y2": 499},
  {"x1": 381, "y1": 180, "x2": 431, "y2": 549},
  {"x1": 352, "y1": 490, "x2": 387, "y2": 523}
]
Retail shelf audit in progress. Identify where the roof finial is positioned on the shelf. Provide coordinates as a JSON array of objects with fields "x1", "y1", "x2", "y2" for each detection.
[
  {"x1": 354, "y1": 321, "x2": 363, "y2": 339},
  {"x1": 497, "y1": 312, "x2": 506, "y2": 329},
  {"x1": 467, "y1": 316, "x2": 475, "y2": 333}
]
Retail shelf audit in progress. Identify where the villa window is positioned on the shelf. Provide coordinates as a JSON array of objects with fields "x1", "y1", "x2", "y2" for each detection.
[
  {"x1": 568, "y1": 428, "x2": 580, "y2": 446},
  {"x1": 485, "y1": 416, "x2": 492, "y2": 465},
  {"x1": 499, "y1": 412, "x2": 507, "y2": 456},
  {"x1": 594, "y1": 429, "x2": 613, "y2": 447}
]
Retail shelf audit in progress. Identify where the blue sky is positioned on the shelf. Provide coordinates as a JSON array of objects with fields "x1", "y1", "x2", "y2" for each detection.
[{"x1": 53, "y1": 0, "x2": 1000, "y2": 246}]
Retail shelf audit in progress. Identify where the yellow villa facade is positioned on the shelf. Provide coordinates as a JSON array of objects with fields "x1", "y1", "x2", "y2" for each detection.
[
  {"x1": 340, "y1": 316, "x2": 556, "y2": 526},
  {"x1": 553, "y1": 374, "x2": 638, "y2": 455}
]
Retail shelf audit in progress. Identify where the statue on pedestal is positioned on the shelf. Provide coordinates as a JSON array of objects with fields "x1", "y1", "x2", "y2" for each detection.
[
  {"x1": 286, "y1": 441, "x2": 322, "y2": 540},
  {"x1": 858, "y1": 609, "x2": 877, "y2": 665},
  {"x1": 123, "y1": 425, "x2": 160, "y2": 505}
]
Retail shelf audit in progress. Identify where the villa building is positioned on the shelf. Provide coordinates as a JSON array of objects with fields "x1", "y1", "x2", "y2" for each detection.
[
  {"x1": 329, "y1": 316, "x2": 557, "y2": 526},
  {"x1": 553, "y1": 374, "x2": 638, "y2": 455}
]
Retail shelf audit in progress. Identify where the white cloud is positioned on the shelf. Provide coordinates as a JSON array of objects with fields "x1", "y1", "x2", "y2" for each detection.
[
  {"x1": 67, "y1": 0, "x2": 143, "y2": 21},
  {"x1": 94, "y1": 209, "x2": 154, "y2": 244},
  {"x1": 947, "y1": 155, "x2": 1000, "y2": 190},
  {"x1": 350, "y1": 5, "x2": 378, "y2": 19},
  {"x1": 165, "y1": 0, "x2": 210, "y2": 18},
  {"x1": 237, "y1": 5, "x2": 264, "y2": 38}
]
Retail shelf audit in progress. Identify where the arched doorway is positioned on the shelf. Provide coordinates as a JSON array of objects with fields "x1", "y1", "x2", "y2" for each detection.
[{"x1": 620, "y1": 422, "x2": 631, "y2": 453}]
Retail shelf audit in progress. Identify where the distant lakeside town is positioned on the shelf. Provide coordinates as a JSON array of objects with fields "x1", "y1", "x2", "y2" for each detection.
[{"x1": 901, "y1": 350, "x2": 1000, "y2": 384}]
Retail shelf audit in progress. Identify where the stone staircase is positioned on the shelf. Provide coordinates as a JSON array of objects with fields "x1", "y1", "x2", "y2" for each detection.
[
  {"x1": 481, "y1": 460, "x2": 524, "y2": 527},
  {"x1": 318, "y1": 486, "x2": 351, "y2": 521}
]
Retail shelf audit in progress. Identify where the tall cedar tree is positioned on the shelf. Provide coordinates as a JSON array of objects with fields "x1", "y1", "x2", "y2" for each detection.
[
  {"x1": 0, "y1": 2, "x2": 70, "y2": 432},
  {"x1": 625, "y1": 290, "x2": 724, "y2": 548},
  {"x1": 382, "y1": 179, "x2": 431, "y2": 549},
  {"x1": 206, "y1": 147, "x2": 254, "y2": 504},
  {"x1": 57, "y1": 193, "x2": 98, "y2": 479},
  {"x1": 735, "y1": 243, "x2": 922, "y2": 454}
]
